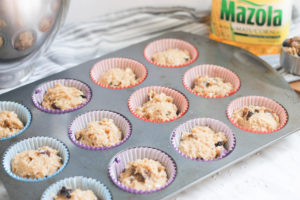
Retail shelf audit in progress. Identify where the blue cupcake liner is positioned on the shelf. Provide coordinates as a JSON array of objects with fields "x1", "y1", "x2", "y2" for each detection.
[
  {"x1": 0, "y1": 101, "x2": 32, "y2": 141},
  {"x1": 41, "y1": 176, "x2": 112, "y2": 200},
  {"x1": 2, "y1": 136, "x2": 69, "y2": 182}
]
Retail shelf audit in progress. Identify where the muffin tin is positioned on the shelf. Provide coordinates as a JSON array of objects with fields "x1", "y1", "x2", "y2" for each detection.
[{"x1": 0, "y1": 31, "x2": 300, "y2": 200}]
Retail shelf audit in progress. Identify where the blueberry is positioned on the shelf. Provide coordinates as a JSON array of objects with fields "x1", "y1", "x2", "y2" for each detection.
[
  {"x1": 59, "y1": 186, "x2": 72, "y2": 198},
  {"x1": 51, "y1": 103, "x2": 61, "y2": 110},
  {"x1": 80, "y1": 95, "x2": 87, "y2": 99},
  {"x1": 282, "y1": 40, "x2": 290, "y2": 47},
  {"x1": 215, "y1": 141, "x2": 224, "y2": 147},
  {"x1": 246, "y1": 111, "x2": 254, "y2": 120}
]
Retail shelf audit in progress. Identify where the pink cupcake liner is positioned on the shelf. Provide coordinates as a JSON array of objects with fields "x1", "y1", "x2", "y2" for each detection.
[
  {"x1": 32, "y1": 79, "x2": 92, "y2": 114},
  {"x1": 144, "y1": 38, "x2": 198, "y2": 68},
  {"x1": 227, "y1": 96, "x2": 288, "y2": 134},
  {"x1": 90, "y1": 58, "x2": 147, "y2": 89},
  {"x1": 68, "y1": 110, "x2": 132, "y2": 150},
  {"x1": 171, "y1": 118, "x2": 236, "y2": 161},
  {"x1": 128, "y1": 86, "x2": 189, "y2": 123},
  {"x1": 183, "y1": 64, "x2": 241, "y2": 98},
  {"x1": 108, "y1": 147, "x2": 176, "y2": 194}
]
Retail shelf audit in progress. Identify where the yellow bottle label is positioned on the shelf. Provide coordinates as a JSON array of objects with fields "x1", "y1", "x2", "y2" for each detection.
[{"x1": 209, "y1": 0, "x2": 292, "y2": 55}]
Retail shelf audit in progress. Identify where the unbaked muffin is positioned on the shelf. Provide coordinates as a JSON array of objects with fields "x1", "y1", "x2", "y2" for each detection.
[
  {"x1": 0, "y1": 110, "x2": 24, "y2": 139},
  {"x1": 75, "y1": 118, "x2": 122, "y2": 147},
  {"x1": 179, "y1": 126, "x2": 228, "y2": 160},
  {"x1": 192, "y1": 75, "x2": 233, "y2": 97},
  {"x1": 152, "y1": 48, "x2": 191, "y2": 65},
  {"x1": 119, "y1": 158, "x2": 168, "y2": 191},
  {"x1": 99, "y1": 68, "x2": 139, "y2": 88},
  {"x1": 136, "y1": 91, "x2": 178, "y2": 121},
  {"x1": 11, "y1": 146, "x2": 62, "y2": 179},
  {"x1": 232, "y1": 105, "x2": 280, "y2": 132},
  {"x1": 42, "y1": 83, "x2": 87, "y2": 110},
  {"x1": 55, "y1": 186, "x2": 98, "y2": 200}
]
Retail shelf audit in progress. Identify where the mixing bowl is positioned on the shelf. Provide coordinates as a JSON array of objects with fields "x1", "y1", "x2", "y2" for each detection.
[{"x1": 0, "y1": 0, "x2": 70, "y2": 88}]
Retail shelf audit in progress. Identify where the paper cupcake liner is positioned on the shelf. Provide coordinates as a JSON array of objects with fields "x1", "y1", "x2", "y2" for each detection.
[
  {"x1": 144, "y1": 38, "x2": 198, "y2": 68},
  {"x1": 0, "y1": 101, "x2": 32, "y2": 141},
  {"x1": 32, "y1": 79, "x2": 92, "y2": 114},
  {"x1": 182, "y1": 64, "x2": 241, "y2": 98},
  {"x1": 68, "y1": 110, "x2": 132, "y2": 150},
  {"x1": 108, "y1": 147, "x2": 177, "y2": 194},
  {"x1": 41, "y1": 176, "x2": 112, "y2": 200},
  {"x1": 90, "y1": 57, "x2": 147, "y2": 89},
  {"x1": 171, "y1": 118, "x2": 236, "y2": 161},
  {"x1": 2, "y1": 136, "x2": 69, "y2": 182},
  {"x1": 227, "y1": 96, "x2": 288, "y2": 134},
  {"x1": 128, "y1": 86, "x2": 189, "y2": 123}
]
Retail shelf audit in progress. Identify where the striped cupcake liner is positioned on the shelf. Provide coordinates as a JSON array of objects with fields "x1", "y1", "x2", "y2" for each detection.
[
  {"x1": 227, "y1": 96, "x2": 288, "y2": 134},
  {"x1": 2, "y1": 136, "x2": 69, "y2": 182},
  {"x1": 32, "y1": 79, "x2": 92, "y2": 114},
  {"x1": 128, "y1": 86, "x2": 189, "y2": 123},
  {"x1": 108, "y1": 146, "x2": 177, "y2": 194},
  {"x1": 171, "y1": 118, "x2": 236, "y2": 161},
  {"x1": 144, "y1": 38, "x2": 198, "y2": 68},
  {"x1": 90, "y1": 57, "x2": 147, "y2": 89},
  {"x1": 0, "y1": 101, "x2": 32, "y2": 141},
  {"x1": 41, "y1": 176, "x2": 112, "y2": 200},
  {"x1": 182, "y1": 64, "x2": 241, "y2": 98},
  {"x1": 68, "y1": 110, "x2": 132, "y2": 150}
]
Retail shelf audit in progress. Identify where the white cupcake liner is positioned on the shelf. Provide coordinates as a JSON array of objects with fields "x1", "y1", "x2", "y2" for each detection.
[
  {"x1": 128, "y1": 86, "x2": 189, "y2": 123},
  {"x1": 227, "y1": 96, "x2": 288, "y2": 133},
  {"x1": 108, "y1": 147, "x2": 177, "y2": 194},
  {"x1": 32, "y1": 79, "x2": 92, "y2": 114},
  {"x1": 2, "y1": 136, "x2": 69, "y2": 182},
  {"x1": 90, "y1": 57, "x2": 147, "y2": 89},
  {"x1": 68, "y1": 110, "x2": 132, "y2": 150},
  {"x1": 0, "y1": 101, "x2": 32, "y2": 141},
  {"x1": 41, "y1": 176, "x2": 112, "y2": 200},
  {"x1": 171, "y1": 118, "x2": 236, "y2": 161},
  {"x1": 144, "y1": 38, "x2": 198, "y2": 68},
  {"x1": 183, "y1": 64, "x2": 240, "y2": 98}
]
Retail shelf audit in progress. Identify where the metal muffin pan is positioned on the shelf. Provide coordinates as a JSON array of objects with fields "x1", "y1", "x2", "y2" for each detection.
[{"x1": 0, "y1": 31, "x2": 300, "y2": 200}]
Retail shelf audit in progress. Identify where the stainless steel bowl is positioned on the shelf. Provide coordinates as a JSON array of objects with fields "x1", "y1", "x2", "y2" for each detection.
[
  {"x1": 280, "y1": 38, "x2": 300, "y2": 75},
  {"x1": 0, "y1": 0, "x2": 70, "y2": 88}
]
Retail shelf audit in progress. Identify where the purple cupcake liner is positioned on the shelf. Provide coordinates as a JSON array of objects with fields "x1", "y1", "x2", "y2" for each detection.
[
  {"x1": 32, "y1": 79, "x2": 92, "y2": 114},
  {"x1": 68, "y1": 110, "x2": 132, "y2": 150},
  {"x1": 108, "y1": 147, "x2": 177, "y2": 194},
  {"x1": 171, "y1": 118, "x2": 236, "y2": 161}
]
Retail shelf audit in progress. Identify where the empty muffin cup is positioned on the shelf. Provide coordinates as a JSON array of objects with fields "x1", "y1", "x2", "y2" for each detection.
[
  {"x1": 227, "y1": 96, "x2": 288, "y2": 134},
  {"x1": 90, "y1": 57, "x2": 147, "y2": 89},
  {"x1": 171, "y1": 118, "x2": 235, "y2": 161},
  {"x1": 144, "y1": 38, "x2": 198, "y2": 68},
  {"x1": 32, "y1": 79, "x2": 92, "y2": 114},
  {"x1": 0, "y1": 101, "x2": 31, "y2": 141},
  {"x1": 69, "y1": 110, "x2": 132, "y2": 150},
  {"x1": 41, "y1": 176, "x2": 112, "y2": 200},
  {"x1": 183, "y1": 64, "x2": 240, "y2": 98},
  {"x1": 2, "y1": 136, "x2": 69, "y2": 182},
  {"x1": 128, "y1": 86, "x2": 189, "y2": 123},
  {"x1": 108, "y1": 147, "x2": 176, "y2": 194}
]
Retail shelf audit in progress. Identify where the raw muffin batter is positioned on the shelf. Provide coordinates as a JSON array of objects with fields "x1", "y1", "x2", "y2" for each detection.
[
  {"x1": 232, "y1": 106, "x2": 280, "y2": 132},
  {"x1": 42, "y1": 83, "x2": 87, "y2": 110},
  {"x1": 11, "y1": 146, "x2": 62, "y2": 179},
  {"x1": 14, "y1": 31, "x2": 34, "y2": 51},
  {"x1": 135, "y1": 91, "x2": 178, "y2": 121},
  {"x1": 0, "y1": 110, "x2": 24, "y2": 139},
  {"x1": 75, "y1": 118, "x2": 122, "y2": 147},
  {"x1": 192, "y1": 75, "x2": 233, "y2": 97},
  {"x1": 119, "y1": 158, "x2": 168, "y2": 191},
  {"x1": 55, "y1": 186, "x2": 98, "y2": 200},
  {"x1": 0, "y1": 18, "x2": 6, "y2": 28},
  {"x1": 99, "y1": 67, "x2": 139, "y2": 88},
  {"x1": 152, "y1": 48, "x2": 191, "y2": 65},
  {"x1": 179, "y1": 126, "x2": 228, "y2": 160},
  {"x1": 283, "y1": 36, "x2": 300, "y2": 57}
]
